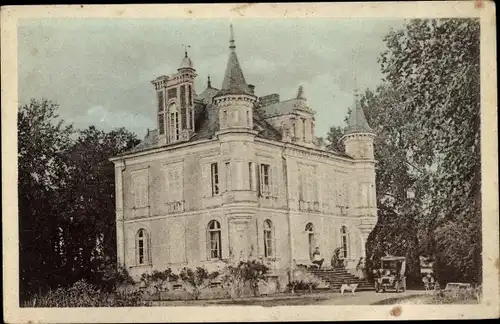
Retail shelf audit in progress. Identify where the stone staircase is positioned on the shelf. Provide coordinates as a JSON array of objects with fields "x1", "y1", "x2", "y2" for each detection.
[{"x1": 309, "y1": 268, "x2": 375, "y2": 292}]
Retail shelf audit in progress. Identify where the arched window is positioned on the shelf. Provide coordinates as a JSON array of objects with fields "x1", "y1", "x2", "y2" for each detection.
[
  {"x1": 263, "y1": 220, "x2": 273, "y2": 258},
  {"x1": 136, "y1": 229, "x2": 150, "y2": 265},
  {"x1": 305, "y1": 223, "x2": 315, "y2": 261},
  {"x1": 208, "y1": 220, "x2": 222, "y2": 259},
  {"x1": 341, "y1": 226, "x2": 349, "y2": 259},
  {"x1": 168, "y1": 103, "x2": 179, "y2": 142}
]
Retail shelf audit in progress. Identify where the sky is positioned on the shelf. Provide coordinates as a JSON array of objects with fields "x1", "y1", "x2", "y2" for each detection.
[{"x1": 18, "y1": 18, "x2": 405, "y2": 139}]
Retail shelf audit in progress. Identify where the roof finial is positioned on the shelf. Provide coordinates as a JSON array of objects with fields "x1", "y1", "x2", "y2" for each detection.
[
  {"x1": 229, "y1": 24, "x2": 235, "y2": 51},
  {"x1": 207, "y1": 75, "x2": 212, "y2": 88},
  {"x1": 183, "y1": 44, "x2": 191, "y2": 58},
  {"x1": 297, "y1": 85, "x2": 305, "y2": 100},
  {"x1": 352, "y1": 49, "x2": 361, "y2": 106}
]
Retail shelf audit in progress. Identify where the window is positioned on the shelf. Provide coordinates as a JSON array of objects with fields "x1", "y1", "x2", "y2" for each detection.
[
  {"x1": 341, "y1": 226, "x2": 349, "y2": 259},
  {"x1": 188, "y1": 85, "x2": 192, "y2": 105},
  {"x1": 248, "y1": 162, "x2": 253, "y2": 190},
  {"x1": 305, "y1": 223, "x2": 315, "y2": 261},
  {"x1": 158, "y1": 113, "x2": 165, "y2": 135},
  {"x1": 157, "y1": 91, "x2": 164, "y2": 112},
  {"x1": 246, "y1": 110, "x2": 250, "y2": 127},
  {"x1": 225, "y1": 162, "x2": 231, "y2": 191},
  {"x1": 211, "y1": 163, "x2": 219, "y2": 195},
  {"x1": 208, "y1": 220, "x2": 222, "y2": 259},
  {"x1": 302, "y1": 118, "x2": 306, "y2": 141},
  {"x1": 263, "y1": 220, "x2": 273, "y2": 258},
  {"x1": 292, "y1": 122, "x2": 296, "y2": 138},
  {"x1": 180, "y1": 85, "x2": 187, "y2": 129},
  {"x1": 168, "y1": 103, "x2": 179, "y2": 142},
  {"x1": 136, "y1": 229, "x2": 149, "y2": 265},
  {"x1": 260, "y1": 164, "x2": 271, "y2": 195},
  {"x1": 223, "y1": 110, "x2": 228, "y2": 126}
]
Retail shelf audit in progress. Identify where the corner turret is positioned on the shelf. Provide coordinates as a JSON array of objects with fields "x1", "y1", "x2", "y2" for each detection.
[{"x1": 341, "y1": 89, "x2": 375, "y2": 160}]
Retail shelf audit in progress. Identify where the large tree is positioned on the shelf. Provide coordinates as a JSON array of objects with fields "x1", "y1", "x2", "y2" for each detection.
[
  {"x1": 326, "y1": 18, "x2": 481, "y2": 285},
  {"x1": 18, "y1": 99, "x2": 140, "y2": 301},
  {"x1": 379, "y1": 18, "x2": 481, "y2": 284},
  {"x1": 18, "y1": 99, "x2": 74, "y2": 299}
]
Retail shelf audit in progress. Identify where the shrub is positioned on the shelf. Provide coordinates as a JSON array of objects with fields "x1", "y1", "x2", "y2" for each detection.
[
  {"x1": 179, "y1": 267, "x2": 220, "y2": 300},
  {"x1": 287, "y1": 270, "x2": 321, "y2": 293},
  {"x1": 221, "y1": 260, "x2": 270, "y2": 298},
  {"x1": 140, "y1": 268, "x2": 179, "y2": 294},
  {"x1": 23, "y1": 279, "x2": 148, "y2": 307}
]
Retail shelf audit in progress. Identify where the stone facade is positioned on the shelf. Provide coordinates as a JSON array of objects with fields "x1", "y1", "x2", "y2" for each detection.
[{"x1": 110, "y1": 25, "x2": 378, "y2": 285}]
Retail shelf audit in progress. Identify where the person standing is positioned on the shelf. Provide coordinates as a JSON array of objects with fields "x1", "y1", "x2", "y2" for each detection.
[{"x1": 312, "y1": 247, "x2": 324, "y2": 269}]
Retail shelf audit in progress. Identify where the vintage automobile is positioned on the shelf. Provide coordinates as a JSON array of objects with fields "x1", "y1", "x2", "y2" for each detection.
[{"x1": 375, "y1": 256, "x2": 407, "y2": 293}]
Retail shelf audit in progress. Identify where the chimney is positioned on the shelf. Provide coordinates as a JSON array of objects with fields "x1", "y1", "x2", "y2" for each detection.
[
  {"x1": 258, "y1": 94, "x2": 280, "y2": 107},
  {"x1": 248, "y1": 84, "x2": 255, "y2": 94}
]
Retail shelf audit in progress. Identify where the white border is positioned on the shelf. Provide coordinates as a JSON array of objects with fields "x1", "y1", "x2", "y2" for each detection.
[{"x1": 2, "y1": 2, "x2": 498, "y2": 322}]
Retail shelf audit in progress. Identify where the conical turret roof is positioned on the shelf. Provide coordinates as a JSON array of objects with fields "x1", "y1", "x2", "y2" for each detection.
[
  {"x1": 217, "y1": 24, "x2": 253, "y2": 96},
  {"x1": 345, "y1": 89, "x2": 373, "y2": 134}
]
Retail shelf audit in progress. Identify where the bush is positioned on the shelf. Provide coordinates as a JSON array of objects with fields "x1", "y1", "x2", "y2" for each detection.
[
  {"x1": 221, "y1": 260, "x2": 270, "y2": 298},
  {"x1": 23, "y1": 279, "x2": 149, "y2": 307},
  {"x1": 179, "y1": 267, "x2": 220, "y2": 300},
  {"x1": 287, "y1": 270, "x2": 321, "y2": 293},
  {"x1": 140, "y1": 268, "x2": 178, "y2": 294}
]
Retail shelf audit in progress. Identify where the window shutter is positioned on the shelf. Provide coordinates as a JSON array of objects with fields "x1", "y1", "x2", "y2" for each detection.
[
  {"x1": 202, "y1": 163, "x2": 210, "y2": 198},
  {"x1": 271, "y1": 165, "x2": 278, "y2": 197}
]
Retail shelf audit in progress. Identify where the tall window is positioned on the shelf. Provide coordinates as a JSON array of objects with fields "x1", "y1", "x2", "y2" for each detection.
[
  {"x1": 246, "y1": 110, "x2": 250, "y2": 127},
  {"x1": 208, "y1": 220, "x2": 222, "y2": 259},
  {"x1": 260, "y1": 164, "x2": 271, "y2": 195},
  {"x1": 305, "y1": 223, "x2": 315, "y2": 261},
  {"x1": 225, "y1": 162, "x2": 231, "y2": 191},
  {"x1": 157, "y1": 91, "x2": 164, "y2": 112},
  {"x1": 248, "y1": 162, "x2": 253, "y2": 190},
  {"x1": 168, "y1": 103, "x2": 179, "y2": 142},
  {"x1": 341, "y1": 226, "x2": 349, "y2": 259},
  {"x1": 292, "y1": 122, "x2": 296, "y2": 138},
  {"x1": 158, "y1": 114, "x2": 165, "y2": 135},
  {"x1": 263, "y1": 220, "x2": 273, "y2": 258},
  {"x1": 211, "y1": 163, "x2": 219, "y2": 195},
  {"x1": 158, "y1": 91, "x2": 165, "y2": 135},
  {"x1": 302, "y1": 118, "x2": 306, "y2": 141},
  {"x1": 136, "y1": 229, "x2": 149, "y2": 265}
]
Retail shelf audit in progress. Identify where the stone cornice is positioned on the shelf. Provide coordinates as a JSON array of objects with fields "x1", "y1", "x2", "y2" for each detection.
[
  {"x1": 255, "y1": 137, "x2": 355, "y2": 164},
  {"x1": 214, "y1": 93, "x2": 257, "y2": 105},
  {"x1": 110, "y1": 138, "x2": 217, "y2": 164}
]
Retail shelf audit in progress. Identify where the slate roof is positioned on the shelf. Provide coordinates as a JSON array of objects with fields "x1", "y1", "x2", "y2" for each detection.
[
  {"x1": 215, "y1": 24, "x2": 254, "y2": 97},
  {"x1": 345, "y1": 92, "x2": 373, "y2": 134},
  {"x1": 117, "y1": 26, "x2": 349, "y2": 159},
  {"x1": 259, "y1": 86, "x2": 312, "y2": 118}
]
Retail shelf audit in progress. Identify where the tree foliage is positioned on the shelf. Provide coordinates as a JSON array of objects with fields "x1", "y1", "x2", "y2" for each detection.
[
  {"x1": 378, "y1": 18, "x2": 481, "y2": 284},
  {"x1": 18, "y1": 99, "x2": 140, "y2": 301},
  {"x1": 327, "y1": 18, "x2": 480, "y2": 285}
]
